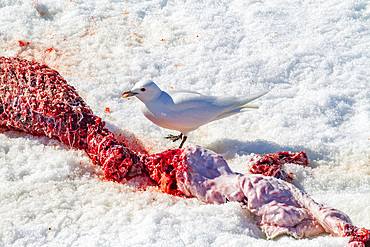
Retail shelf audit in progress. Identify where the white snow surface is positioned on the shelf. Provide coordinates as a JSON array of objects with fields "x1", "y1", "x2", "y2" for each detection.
[{"x1": 0, "y1": 0, "x2": 369, "y2": 246}]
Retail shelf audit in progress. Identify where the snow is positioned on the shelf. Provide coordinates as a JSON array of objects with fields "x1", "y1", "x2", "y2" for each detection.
[{"x1": 0, "y1": 0, "x2": 369, "y2": 246}]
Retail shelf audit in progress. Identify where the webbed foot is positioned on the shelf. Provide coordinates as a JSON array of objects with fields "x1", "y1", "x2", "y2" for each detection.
[{"x1": 165, "y1": 133, "x2": 183, "y2": 142}]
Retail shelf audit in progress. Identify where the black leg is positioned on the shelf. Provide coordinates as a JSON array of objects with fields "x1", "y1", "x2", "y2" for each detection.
[
  {"x1": 179, "y1": 135, "x2": 187, "y2": 148},
  {"x1": 165, "y1": 133, "x2": 183, "y2": 142}
]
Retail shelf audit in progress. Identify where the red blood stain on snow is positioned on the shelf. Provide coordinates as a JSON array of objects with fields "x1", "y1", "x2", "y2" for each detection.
[
  {"x1": 44, "y1": 47, "x2": 55, "y2": 53},
  {"x1": 18, "y1": 40, "x2": 30, "y2": 47}
]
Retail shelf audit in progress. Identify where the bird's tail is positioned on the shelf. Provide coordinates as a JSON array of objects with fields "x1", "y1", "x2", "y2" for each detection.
[
  {"x1": 238, "y1": 104, "x2": 259, "y2": 109},
  {"x1": 213, "y1": 90, "x2": 268, "y2": 121},
  {"x1": 240, "y1": 90, "x2": 269, "y2": 105},
  {"x1": 237, "y1": 90, "x2": 269, "y2": 111}
]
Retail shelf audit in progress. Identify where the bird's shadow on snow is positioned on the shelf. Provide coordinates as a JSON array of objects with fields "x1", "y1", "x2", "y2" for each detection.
[
  {"x1": 207, "y1": 138, "x2": 325, "y2": 168},
  {"x1": 207, "y1": 138, "x2": 327, "y2": 192}
]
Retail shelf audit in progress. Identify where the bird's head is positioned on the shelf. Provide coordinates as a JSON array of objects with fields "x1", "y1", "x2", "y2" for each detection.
[{"x1": 121, "y1": 79, "x2": 162, "y2": 102}]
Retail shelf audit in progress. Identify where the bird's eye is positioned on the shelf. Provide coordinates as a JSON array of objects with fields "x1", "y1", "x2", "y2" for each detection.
[{"x1": 140, "y1": 88, "x2": 146, "y2": 92}]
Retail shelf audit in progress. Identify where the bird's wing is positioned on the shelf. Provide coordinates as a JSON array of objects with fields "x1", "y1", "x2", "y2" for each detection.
[
  {"x1": 153, "y1": 92, "x2": 226, "y2": 130},
  {"x1": 168, "y1": 89, "x2": 269, "y2": 114},
  {"x1": 238, "y1": 90, "x2": 269, "y2": 105},
  {"x1": 169, "y1": 89, "x2": 202, "y2": 95},
  {"x1": 168, "y1": 91, "x2": 220, "y2": 111},
  {"x1": 153, "y1": 89, "x2": 269, "y2": 130},
  {"x1": 213, "y1": 90, "x2": 269, "y2": 107},
  {"x1": 212, "y1": 90, "x2": 269, "y2": 121}
]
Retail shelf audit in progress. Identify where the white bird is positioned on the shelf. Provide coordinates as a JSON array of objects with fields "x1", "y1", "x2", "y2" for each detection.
[{"x1": 122, "y1": 80, "x2": 268, "y2": 148}]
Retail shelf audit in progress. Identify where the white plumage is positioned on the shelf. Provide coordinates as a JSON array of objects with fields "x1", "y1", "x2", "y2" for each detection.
[{"x1": 122, "y1": 80, "x2": 268, "y2": 147}]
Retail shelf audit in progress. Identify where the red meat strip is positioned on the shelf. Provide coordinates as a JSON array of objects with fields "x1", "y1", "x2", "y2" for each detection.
[
  {"x1": 248, "y1": 151, "x2": 308, "y2": 182},
  {"x1": 0, "y1": 57, "x2": 367, "y2": 246}
]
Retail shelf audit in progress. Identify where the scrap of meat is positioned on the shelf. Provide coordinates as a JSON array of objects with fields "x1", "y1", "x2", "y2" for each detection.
[
  {"x1": 247, "y1": 151, "x2": 308, "y2": 181},
  {"x1": 0, "y1": 57, "x2": 368, "y2": 246},
  {"x1": 0, "y1": 56, "x2": 139, "y2": 181},
  {"x1": 165, "y1": 145, "x2": 369, "y2": 247}
]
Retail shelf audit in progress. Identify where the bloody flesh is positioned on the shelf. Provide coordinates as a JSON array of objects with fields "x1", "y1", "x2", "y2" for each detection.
[
  {"x1": 0, "y1": 56, "x2": 368, "y2": 247},
  {"x1": 248, "y1": 151, "x2": 308, "y2": 182}
]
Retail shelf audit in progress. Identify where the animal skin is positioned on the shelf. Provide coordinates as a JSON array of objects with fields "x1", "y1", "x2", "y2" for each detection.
[{"x1": 0, "y1": 57, "x2": 368, "y2": 246}]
